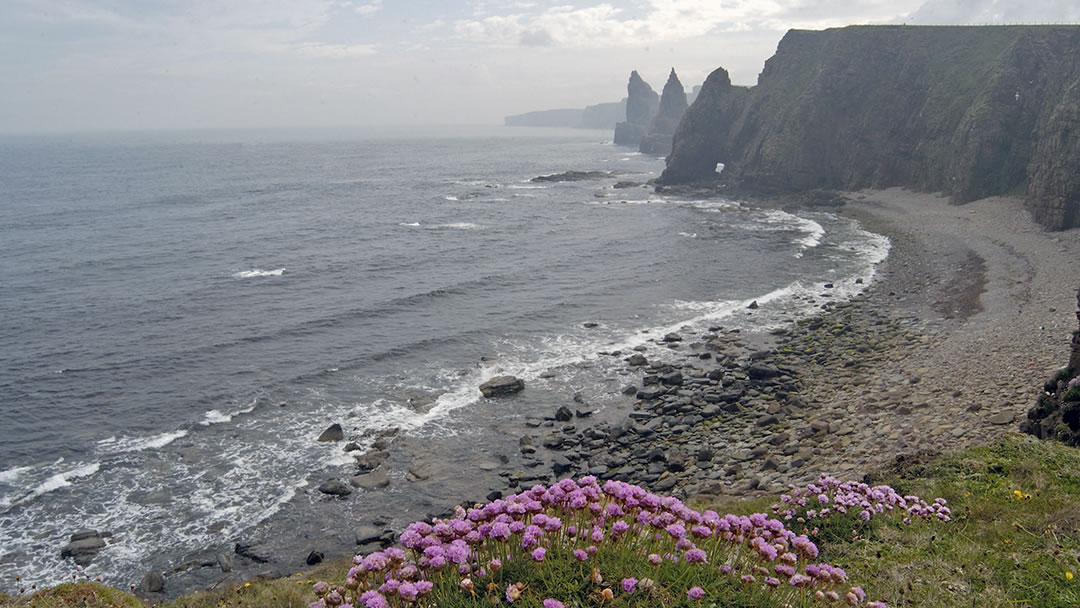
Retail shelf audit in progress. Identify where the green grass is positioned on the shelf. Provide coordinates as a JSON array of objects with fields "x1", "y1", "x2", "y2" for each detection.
[{"x1": 4, "y1": 434, "x2": 1080, "y2": 608}]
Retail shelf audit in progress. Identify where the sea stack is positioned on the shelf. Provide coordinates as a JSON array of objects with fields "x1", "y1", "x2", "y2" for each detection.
[
  {"x1": 613, "y1": 71, "x2": 659, "y2": 147},
  {"x1": 640, "y1": 68, "x2": 689, "y2": 156}
]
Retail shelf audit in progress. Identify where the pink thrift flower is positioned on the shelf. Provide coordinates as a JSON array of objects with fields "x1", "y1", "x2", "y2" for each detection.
[
  {"x1": 622, "y1": 578, "x2": 637, "y2": 594},
  {"x1": 647, "y1": 553, "x2": 663, "y2": 566},
  {"x1": 531, "y1": 547, "x2": 546, "y2": 562},
  {"x1": 687, "y1": 586, "x2": 705, "y2": 600},
  {"x1": 542, "y1": 600, "x2": 565, "y2": 608},
  {"x1": 686, "y1": 548, "x2": 707, "y2": 563},
  {"x1": 573, "y1": 549, "x2": 588, "y2": 561}
]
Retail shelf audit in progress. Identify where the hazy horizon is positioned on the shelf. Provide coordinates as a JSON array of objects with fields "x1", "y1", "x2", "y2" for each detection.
[{"x1": 3, "y1": 0, "x2": 1080, "y2": 134}]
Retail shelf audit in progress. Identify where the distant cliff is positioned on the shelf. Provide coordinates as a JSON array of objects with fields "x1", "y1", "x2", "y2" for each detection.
[
  {"x1": 505, "y1": 100, "x2": 625, "y2": 129},
  {"x1": 659, "y1": 25, "x2": 1080, "y2": 230}
]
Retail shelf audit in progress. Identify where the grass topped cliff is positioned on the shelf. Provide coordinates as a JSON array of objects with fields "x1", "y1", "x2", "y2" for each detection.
[
  {"x1": 4, "y1": 434, "x2": 1079, "y2": 608},
  {"x1": 659, "y1": 25, "x2": 1080, "y2": 231}
]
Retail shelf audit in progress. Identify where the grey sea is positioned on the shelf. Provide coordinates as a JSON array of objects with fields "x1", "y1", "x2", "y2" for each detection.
[{"x1": 0, "y1": 126, "x2": 888, "y2": 595}]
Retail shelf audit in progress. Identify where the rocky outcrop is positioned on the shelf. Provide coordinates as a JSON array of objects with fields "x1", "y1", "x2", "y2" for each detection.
[
  {"x1": 479, "y1": 376, "x2": 525, "y2": 398},
  {"x1": 640, "y1": 69, "x2": 689, "y2": 156},
  {"x1": 614, "y1": 71, "x2": 660, "y2": 147},
  {"x1": 659, "y1": 25, "x2": 1080, "y2": 231},
  {"x1": 1022, "y1": 285, "x2": 1080, "y2": 445},
  {"x1": 60, "y1": 530, "x2": 108, "y2": 566}
]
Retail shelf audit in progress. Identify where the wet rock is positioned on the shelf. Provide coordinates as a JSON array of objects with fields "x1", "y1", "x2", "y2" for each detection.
[
  {"x1": 553, "y1": 456, "x2": 574, "y2": 475},
  {"x1": 60, "y1": 531, "x2": 107, "y2": 566},
  {"x1": 637, "y1": 387, "x2": 666, "y2": 400},
  {"x1": 318, "y1": 479, "x2": 353, "y2": 497},
  {"x1": 355, "y1": 526, "x2": 383, "y2": 546},
  {"x1": 748, "y1": 363, "x2": 781, "y2": 379},
  {"x1": 235, "y1": 541, "x2": 270, "y2": 564},
  {"x1": 663, "y1": 332, "x2": 683, "y2": 343},
  {"x1": 317, "y1": 423, "x2": 345, "y2": 442},
  {"x1": 660, "y1": 371, "x2": 684, "y2": 386},
  {"x1": 407, "y1": 459, "x2": 435, "y2": 482},
  {"x1": 479, "y1": 376, "x2": 525, "y2": 398},
  {"x1": 621, "y1": 384, "x2": 638, "y2": 395},
  {"x1": 351, "y1": 470, "x2": 390, "y2": 490},
  {"x1": 306, "y1": 551, "x2": 324, "y2": 566},
  {"x1": 354, "y1": 450, "x2": 389, "y2": 473},
  {"x1": 747, "y1": 300, "x2": 759, "y2": 309},
  {"x1": 627, "y1": 353, "x2": 649, "y2": 366},
  {"x1": 554, "y1": 406, "x2": 573, "y2": 422},
  {"x1": 217, "y1": 553, "x2": 234, "y2": 573},
  {"x1": 140, "y1": 572, "x2": 164, "y2": 593}
]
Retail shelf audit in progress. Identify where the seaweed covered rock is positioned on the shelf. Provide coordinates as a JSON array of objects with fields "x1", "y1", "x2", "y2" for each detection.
[{"x1": 1022, "y1": 285, "x2": 1080, "y2": 444}]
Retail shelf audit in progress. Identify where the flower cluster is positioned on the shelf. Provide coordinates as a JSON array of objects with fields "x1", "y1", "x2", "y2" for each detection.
[
  {"x1": 310, "y1": 477, "x2": 930, "y2": 608},
  {"x1": 773, "y1": 475, "x2": 952, "y2": 526}
]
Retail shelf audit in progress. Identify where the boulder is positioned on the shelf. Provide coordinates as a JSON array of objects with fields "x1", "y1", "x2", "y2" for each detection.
[
  {"x1": 306, "y1": 551, "x2": 324, "y2": 566},
  {"x1": 139, "y1": 572, "x2": 165, "y2": 594},
  {"x1": 317, "y1": 423, "x2": 345, "y2": 442},
  {"x1": 351, "y1": 470, "x2": 391, "y2": 490},
  {"x1": 627, "y1": 353, "x2": 648, "y2": 366},
  {"x1": 354, "y1": 450, "x2": 389, "y2": 473},
  {"x1": 554, "y1": 406, "x2": 573, "y2": 422},
  {"x1": 479, "y1": 376, "x2": 525, "y2": 398},
  {"x1": 60, "y1": 531, "x2": 107, "y2": 566},
  {"x1": 318, "y1": 479, "x2": 353, "y2": 497}
]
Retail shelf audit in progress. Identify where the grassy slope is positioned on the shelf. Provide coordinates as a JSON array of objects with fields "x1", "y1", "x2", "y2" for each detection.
[{"x1": 3, "y1": 434, "x2": 1079, "y2": 608}]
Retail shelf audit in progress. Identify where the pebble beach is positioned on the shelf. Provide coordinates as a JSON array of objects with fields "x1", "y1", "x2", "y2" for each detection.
[{"x1": 498, "y1": 188, "x2": 1080, "y2": 501}]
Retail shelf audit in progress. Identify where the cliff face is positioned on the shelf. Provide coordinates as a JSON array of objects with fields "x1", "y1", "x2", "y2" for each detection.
[
  {"x1": 640, "y1": 69, "x2": 689, "y2": 155},
  {"x1": 660, "y1": 25, "x2": 1080, "y2": 230},
  {"x1": 614, "y1": 71, "x2": 660, "y2": 146},
  {"x1": 1022, "y1": 285, "x2": 1080, "y2": 445}
]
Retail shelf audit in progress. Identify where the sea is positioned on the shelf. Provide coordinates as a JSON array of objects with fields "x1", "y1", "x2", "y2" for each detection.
[{"x1": 0, "y1": 125, "x2": 889, "y2": 595}]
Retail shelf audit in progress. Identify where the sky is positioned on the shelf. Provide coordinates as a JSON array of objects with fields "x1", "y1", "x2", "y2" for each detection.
[{"x1": 2, "y1": 0, "x2": 1079, "y2": 132}]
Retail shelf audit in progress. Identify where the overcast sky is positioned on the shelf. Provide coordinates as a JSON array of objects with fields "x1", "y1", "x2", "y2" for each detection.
[{"x1": 2, "y1": 0, "x2": 1078, "y2": 133}]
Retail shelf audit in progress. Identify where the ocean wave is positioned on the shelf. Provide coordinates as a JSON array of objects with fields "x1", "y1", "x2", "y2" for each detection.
[
  {"x1": 199, "y1": 398, "x2": 258, "y2": 426},
  {"x1": 399, "y1": 222, "x2": 421, "y2": 227},
  {"x1": 5, "y1": 462, "x2": 101, "y2": 509},
  {"x1": 234, "y1": 268, "x2": 285, "y2": 278},
  {"x1": 428, "y1": 222, "x2": 481, "y2": 230},
  {"x1": 442, "y1": 195, "x2": 459, "y2": 201},
  {"x1": 97, "y1": 430, "x2": 188, "y2": 454},
  {"x1": 0, "y1": 465, "x2": 34, "y2": 484}
]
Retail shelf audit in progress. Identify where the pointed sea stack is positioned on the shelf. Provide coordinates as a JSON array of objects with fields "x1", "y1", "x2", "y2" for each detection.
[
  {"x1": 613, "y1": 71, "x2": 659, "y2": 147},
  {"x1": 640, "y1": 68, "x2": 689, "y2": 156}
]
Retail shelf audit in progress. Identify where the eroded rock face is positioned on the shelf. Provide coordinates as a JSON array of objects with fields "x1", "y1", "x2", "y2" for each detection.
[
  {"x1": 1021, "y1": 284, "x2": 1080, "y2": 445},
  {"x1": 614, "y1": 71, "x2": 660, "y2": 147},
  {"x1": 640, "y1": 69, "x2": 689, "y2": 156},
  {"x1": 659, "y1": 25, "x2": 1080, "y2": 231}
]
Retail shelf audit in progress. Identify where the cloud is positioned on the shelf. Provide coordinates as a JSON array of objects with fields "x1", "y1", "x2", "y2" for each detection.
[
  {"x1": 905, "y1": 0, "x2": 1080, "y2": 24},
  {"x1": 295, "y1": 42, "x2": 377, "y2": 58},
  {"x1": 452, "y1": 0, "x2": 923, "y2": 48},
  {"x1": 353, "y1": 1, "x2": 382, "y2": 16}
]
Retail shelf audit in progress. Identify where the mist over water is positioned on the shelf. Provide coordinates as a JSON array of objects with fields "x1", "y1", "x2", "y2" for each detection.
[{"x1": 0, "y1": 126, "x2": 887, "y2": 594}]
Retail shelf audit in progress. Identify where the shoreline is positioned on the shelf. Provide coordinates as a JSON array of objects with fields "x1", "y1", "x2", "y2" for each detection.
[{"x1": 59, "y1": 187, "x2": 1080, "y2": 601}]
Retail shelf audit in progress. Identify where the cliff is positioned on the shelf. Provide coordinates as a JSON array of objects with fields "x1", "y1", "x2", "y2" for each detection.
[
  {"x1": 659, "y1": 25, "x2": 1080, "y2": 230},
  {"x1": 614, "y1": 71, "x2": 660, "y2": 146},
  {"x1": 640, "y1": 69, "x2": 689, "y2": 156},
  {"x1": 504, "y1": 100, "x2": 625, "y2": 129}
]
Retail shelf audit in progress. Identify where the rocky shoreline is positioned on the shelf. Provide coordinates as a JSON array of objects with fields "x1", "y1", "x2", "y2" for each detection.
[{"x1": 123, "y1": 188, "x2": 1079, "y2": 599}]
